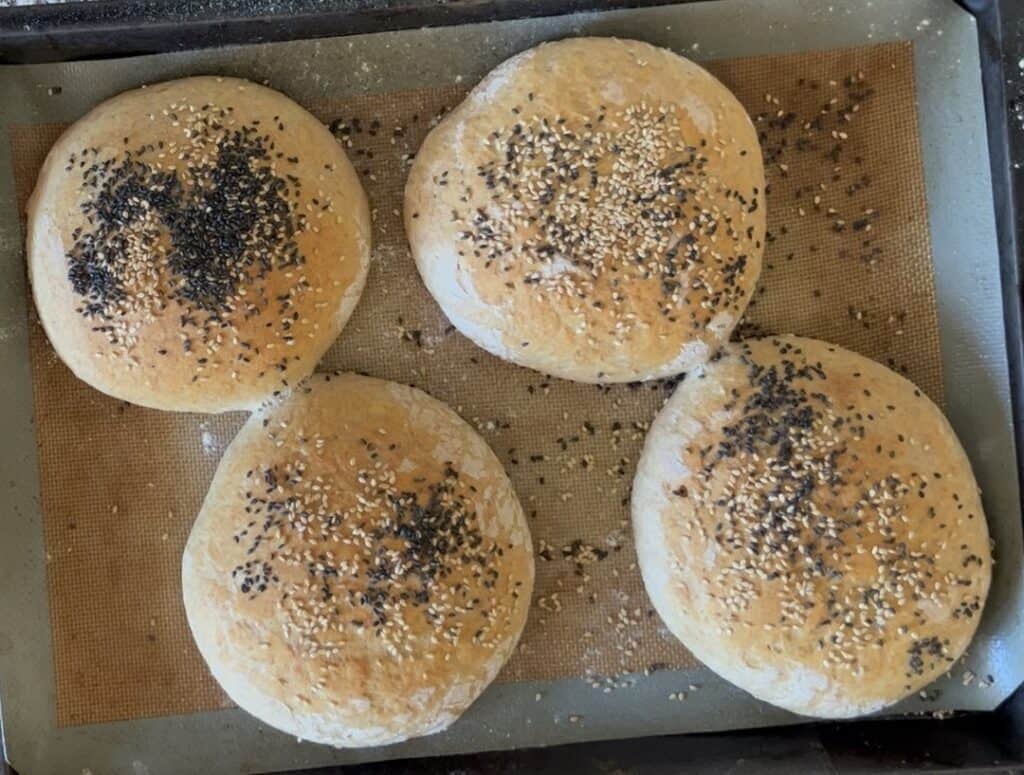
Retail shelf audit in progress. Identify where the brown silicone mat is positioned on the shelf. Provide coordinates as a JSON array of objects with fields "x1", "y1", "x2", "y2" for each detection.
[{"x1": 11, "y1": 40, "x2": 942, "y2": 726}]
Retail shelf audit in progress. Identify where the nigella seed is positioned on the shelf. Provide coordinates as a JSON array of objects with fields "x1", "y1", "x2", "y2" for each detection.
[{"x1": 63, "y1": 103, "x2": 317, "y2": 385}]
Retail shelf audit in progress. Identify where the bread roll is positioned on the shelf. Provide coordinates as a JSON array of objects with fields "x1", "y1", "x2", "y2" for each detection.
[
  {"x1": 182, "y1": 373, "x2": 533, "y2": 746},
  {"x1": 405, "y1": 37, "x2": 765, "y2": 383},
  {"x1": 28, "y1": 76, "x2": 370, "y2": 412},
  {"x1": 633, "y1": 336, "x2": 991, "y2": 717}
]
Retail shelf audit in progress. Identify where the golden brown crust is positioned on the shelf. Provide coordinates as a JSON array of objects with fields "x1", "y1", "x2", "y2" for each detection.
[
  {"x1": 633, "y1": 336, "x2": 991, "y2": 717},
  {"x1": 182, "y1": 373, "x2": 534, "y2": 746},
  {"x1": 28, "y1": 76, "x2": 370, "y2": 412},
  {"x1": 405, "y1": 38, "x2": 765, "y2": 383}
]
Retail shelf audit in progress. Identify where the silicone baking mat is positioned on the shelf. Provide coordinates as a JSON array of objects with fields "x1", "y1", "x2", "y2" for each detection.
[
  {"x1": 8, "y1": 40, "x2": 942, "y2": 727},
  {"x1": 0, "y1": 2, "x2": 1019, "y2": 773}
]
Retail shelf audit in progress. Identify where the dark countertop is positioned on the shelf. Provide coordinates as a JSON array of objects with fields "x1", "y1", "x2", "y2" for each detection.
[{"x1": 0, "y1": 0, "x2": 688, "y2": 64}]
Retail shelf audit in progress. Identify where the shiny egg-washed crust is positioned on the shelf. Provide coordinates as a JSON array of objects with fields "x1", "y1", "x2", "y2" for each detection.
[
  {"x1": 633, "y1": 336, "x2": 991, "y2": 718},
  {"x1": 182, "y1": 374, "x2": 534, "y2": 746},
  {"x1": 405, "y1": 38, "x2": 765, "y2": 383},
  {"x1": 28, "y1": 76, "x2": 370, "y2": 413}
]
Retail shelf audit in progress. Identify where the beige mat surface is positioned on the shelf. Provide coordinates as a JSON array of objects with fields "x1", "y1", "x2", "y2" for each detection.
[{"x1": 10, "y1": 40, "x2": 941, "y2": 726}]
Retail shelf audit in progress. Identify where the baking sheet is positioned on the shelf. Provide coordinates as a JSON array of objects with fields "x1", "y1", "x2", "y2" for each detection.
[{"x1": 0, "y1": 0, "x2": 1021, "y2": 773}]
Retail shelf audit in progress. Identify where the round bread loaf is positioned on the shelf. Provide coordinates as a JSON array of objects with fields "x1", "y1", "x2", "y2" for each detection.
[
  {"x1": 182, "y1": 373, "x2": 534, "y2": 746},
  {"x1": 633, "y1": 336, "x2": 991, "y2": 718},
  {"x1": 405, "y1": 37, "x2": 765, "y2": 383},
  {"x1": 28, "y1": 76, "x2": 370, "y2": 412}
]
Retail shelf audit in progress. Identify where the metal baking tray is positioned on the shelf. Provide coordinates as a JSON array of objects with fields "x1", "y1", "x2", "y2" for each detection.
[{"x1": 1, "y1": 0, "x2": 1023, "y2": 773}]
